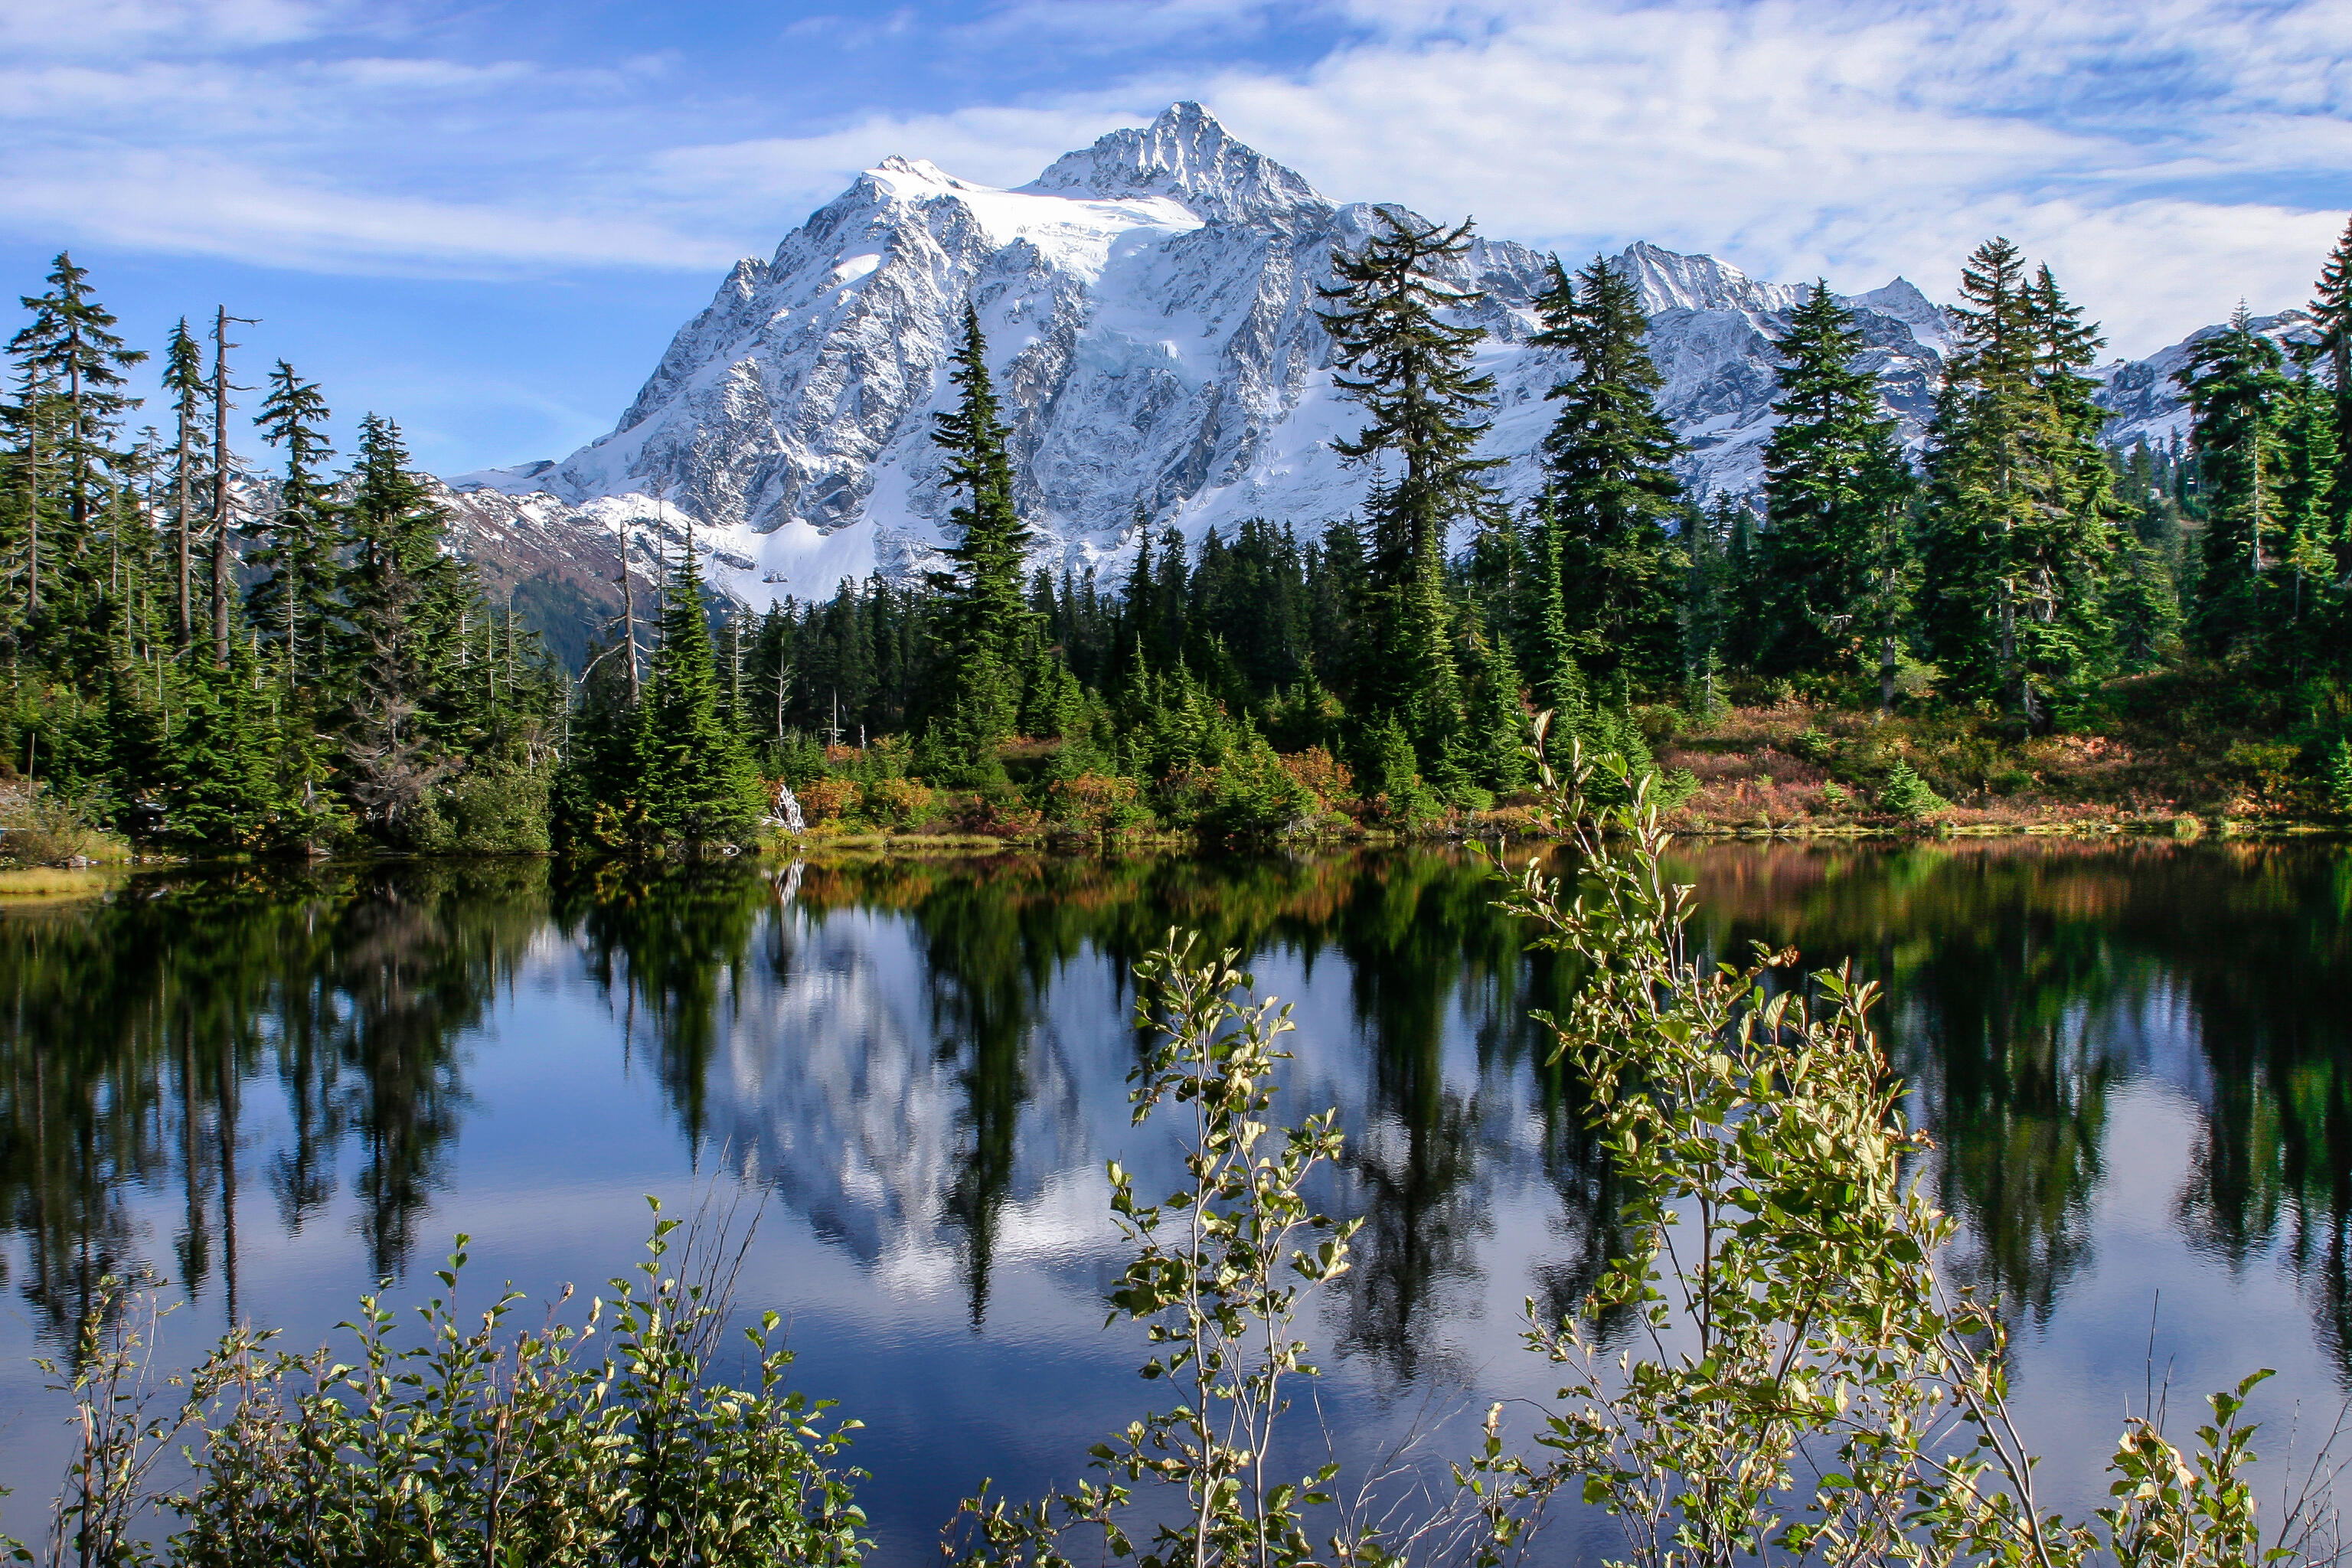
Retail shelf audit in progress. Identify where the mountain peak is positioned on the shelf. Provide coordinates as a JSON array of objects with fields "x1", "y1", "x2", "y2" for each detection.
[{"x1": 1021, "y1": 101, "x2": 1326, "y2": 225}]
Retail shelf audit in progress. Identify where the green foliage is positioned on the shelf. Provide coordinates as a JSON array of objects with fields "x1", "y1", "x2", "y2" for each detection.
[
  {"x1": 1879, "y1": 757, "x2": 1950, "y2": 818},
  {"x1": 1760, "y1": 283, "x2": 1916, "y2": 699},
  {"x1": 1532, "y1": 255, "x2": 1688, "y2": 692},
  {"x1": 1920, "y1": 241, "x2": 2120, "y2": 732},
  {"x1": 926, "y1": 306, "x2": 1034, "y2": 769},
  {"x1": 2327, "y1": 738, "x2": 2352, "y2": 815},
  {"x1": 646, "y1": 547, "x2": 767, "y2": 845},
  {"x1": 1462, "y1": 738, "x2": 2338, "y2": 1568},
  {"x1": 1318, "y1": 207, "x2": 1498, "y2": 763},
  {"x1": 9, "y1": 1203, "x2": 866, "y2": 1568},
  {"x1": 950, "y1": 933, "x2": 1361, "y2": 1568}
]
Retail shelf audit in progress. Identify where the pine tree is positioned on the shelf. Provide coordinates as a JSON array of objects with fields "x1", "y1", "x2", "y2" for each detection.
[
  {"x1": 1531, "y1": 254, "x2": 1687, "y2": 693},
  {"x1": 2177, "y1": 305, "x2": 2292, "y2": 659},
  {"x1": 925, "y1": 305, "x2": 1032, "y2": 773},
  {"x1": 1920, "y1": 240, "x2": 2116, "y2": 730},
  {"x1": 1317, "y1": 206, "x2": 1499, "y2": 766},
  {"x1": 247, "y1": 361, "x2": 340, "y2": 688},
  {"x1": 8, "y1": 253, "x2": 145, "y2": 616},
  {"x1": 1759, "y1": 282, "x2": 1915, "y2": 705}
]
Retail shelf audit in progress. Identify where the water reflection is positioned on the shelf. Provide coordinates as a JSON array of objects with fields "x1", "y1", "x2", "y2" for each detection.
[
  {"x1": 0, "y1": 862, "x2": 546, "y2": 1331},
  {"x1": 0, "y1": 841, "x2": 2347, "y2": 1391}
]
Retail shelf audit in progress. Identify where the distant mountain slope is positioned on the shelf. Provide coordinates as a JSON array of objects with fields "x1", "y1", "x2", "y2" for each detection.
[{"x1": 438, "y1": 102, "x2": 2282, "y2": 640}]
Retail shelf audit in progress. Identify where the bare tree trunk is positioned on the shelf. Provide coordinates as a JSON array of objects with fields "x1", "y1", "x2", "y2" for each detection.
[{"x1": 210, "y1": 309, "x2": 234, "y2": 665}]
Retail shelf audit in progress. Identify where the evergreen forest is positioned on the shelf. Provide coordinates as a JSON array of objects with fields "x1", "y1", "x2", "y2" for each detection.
[{"x1": 6, "y1": 214, "x2": 2352, "y2": 862}]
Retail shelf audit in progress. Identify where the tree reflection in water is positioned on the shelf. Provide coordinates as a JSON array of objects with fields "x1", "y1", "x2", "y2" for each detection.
[
  {"x1": 0, "y1": 862, "x2": 546, "y2": 1340},
  {"x1": 2, "y1": 841, "x2": 2347, "y2": 1393}
]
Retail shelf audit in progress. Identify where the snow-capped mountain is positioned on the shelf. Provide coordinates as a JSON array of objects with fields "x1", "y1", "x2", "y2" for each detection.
[{"x1": 440, "y1": 102, "x2": 2267, "y2": 630}]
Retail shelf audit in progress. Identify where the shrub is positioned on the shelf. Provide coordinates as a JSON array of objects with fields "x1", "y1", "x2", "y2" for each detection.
[
  {"x1": 1045, "y1": 772, "x2": 1148, "y2": 837},
  {"x1": 1203, "y1": 736, "x2": 1317, "y2": 844},
  {"x1": 16, "y1": 1202, "x2": 865, "y2": 1568},
  {"x1": 1461, "y1": 737, "x2": 2338, "y2": 1568},
  {"x1": 2224, "y1": 739, "x2": 2304, "y2": 808},
  {"x1": 1276, "y1": 746, "x2": 1354, "y2": 809},
  {"x1": 1878, "y1": 759, "x2": 1949, "y2": 818},
  {"x1": 799, "y1": 776, "x2": 861, "y2": 825},
  {"x1": 2328, "y1": 739, "x2": 2352, "y2": 817},
  {"x1": 0, "y1": 786, "x2": 126, "y2": 867},
  {"x1": 420, "y1": 762, "x2": 551, "y2": 854},
  {"x1": 860, "y1": 776, "x2": 934, "y2": 828}
]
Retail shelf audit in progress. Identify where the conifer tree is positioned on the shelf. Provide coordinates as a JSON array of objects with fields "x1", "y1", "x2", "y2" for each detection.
[
  {"x1": 1, "y1": 356, "x2": 60, "y2": 631},
  {"x1": 2310, "y1": 214, "x2": 2352, "y2": 544},
  {"x1": 338, "y1": 413, "x2": 469, "y2": 839},
  {"x1": 161, "y1": 319, "x2": 207, "y2": 648},
  {"x1": 647, "y1": 539, "x2": 766, "y2": 843},
  {"x1": 1920, "y1": 240, "x2": 2116, "y2": 730},
  {"x1": 1759, "y1": 283, "x2": 1915, "y2": 705},
  {"x1": 2177, "y1": 305, "x2": 2292, "y2": 659},
  {"x1": 1317, "y1": 207, "x2": 1499, "y2": 766},
  {"x1": 247, "y1": 361, "x2": 339, "y2": 687},
  {"x1": 926, "y1": 305, "x2": 1032, "y2": 772},
  {"x1": 1460, "y1": 607, "x2": 1530, "y2": 793},
  {"x1": 1531, "y1": 255, "x2": 1687, "y2": 693},
  {"x1": 9, "y1": 253, "x2": 145, "y2": 615}
]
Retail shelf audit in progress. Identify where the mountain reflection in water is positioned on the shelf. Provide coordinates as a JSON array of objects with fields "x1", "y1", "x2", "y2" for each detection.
[{"x1": 0, "y1": 842, "x2": 2345, "y2": 1562}]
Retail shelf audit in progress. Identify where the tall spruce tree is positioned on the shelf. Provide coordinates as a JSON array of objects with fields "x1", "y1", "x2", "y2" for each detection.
[
  {"x1": 338, "y1": 413, "x2": 469, "y2": 839},
  {"x1": 2177, "y1": 305, "x2": 2292, "y2": 659},
  {"x1": 2310, "y1": 214, "x2": 2352, "y2": 550},
  {"x1": 161, "y1": 319, "x2": 207, "y2": 648},
  {"x1": 926, "y1": 304, "x2": 1033, "y2": 772},
  {"x1": 647, "y1": 539, "x2": 766, "y2": 842},
  {"x1": 1317, "y1": 206, "x2": 1499, "y2": 765},
  {"x1": 1920, "y1": 239, "x2": 2116, "y2": 730},
  {"x1": 9, "y1": 253, "x2": 145, "y2": 616},
  {"x1": 1759, "y1": 282, "x2": 1915, "y2": 706},
  {"x1": 1531, "y1": 254, "x2": 1687, "y2": 693},
  {"x1": 247, "y1": 361, "x2": 339, "y2": 687}
]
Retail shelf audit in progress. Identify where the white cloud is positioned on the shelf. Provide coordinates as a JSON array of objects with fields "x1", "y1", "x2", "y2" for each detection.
[{"x1": 2, "y1": 0, "x2": 2343, "y2": 351}]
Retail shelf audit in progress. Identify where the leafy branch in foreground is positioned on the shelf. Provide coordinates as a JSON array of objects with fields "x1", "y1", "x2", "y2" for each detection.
[
  {"x1": 5, "y1": 1197, "x2": 865, "y2": 1568},
  {"x1": 1465, "y1": 718, "x2": 2346, "y2": 1568},
  {"x1": 949, "y1": 931, "x2": 1369, "y2": 1568}
]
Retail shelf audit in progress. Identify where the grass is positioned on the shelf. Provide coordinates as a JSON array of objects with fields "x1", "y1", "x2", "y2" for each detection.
[{"x1": 0, "y1": 865, "x2": 122, "y2": 900}]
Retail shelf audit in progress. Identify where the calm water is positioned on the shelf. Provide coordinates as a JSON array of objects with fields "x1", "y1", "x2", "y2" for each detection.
[{"x1": 1, "y1": 844, "x2": 2348, "y2": 1560}]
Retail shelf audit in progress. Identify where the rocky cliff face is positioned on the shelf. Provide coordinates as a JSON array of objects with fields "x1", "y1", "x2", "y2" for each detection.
[{"x1": 440, "y1": 102, "x2": 2262, "y2": 631}]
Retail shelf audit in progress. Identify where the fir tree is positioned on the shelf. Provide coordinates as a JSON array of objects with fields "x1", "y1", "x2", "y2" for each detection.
[
  {"x1": 338, "y1": 413, "x2": 469, "y2": 840},
  {"x1": 1531, "y1": 254, "x2": 1687, "y2": 693},
  {"x1": 161, "y1": 319, "x2": 207, "y2": 649},
  {"x1": 1919, "y1": 240, "x2": 2116, "y2": 730},
  {"x1": 1759, "y1": 283, "x2": 1915, "y2": 705},
  {"x1": 926, "y1": 305, "x2": 1032, "y2": 772},
  {"x1": 247, "y1": 361, "x2": 340, "y2": 688},
  {"x1": 9, "y1": 253, "x2": 145, "y2": 616},
  {"x1": 2177, "y1": 305, "x2": 2292, "y2": 659},
  {"x1": 2310, "y1": 214, "x2": 2352, "y2": 547},
  {"x1": 1317, "y1": 206, "x2": 1499, "y2": 766},
  {"x1": 647, "y1": 540, "x2": 766, "y2": 843}
]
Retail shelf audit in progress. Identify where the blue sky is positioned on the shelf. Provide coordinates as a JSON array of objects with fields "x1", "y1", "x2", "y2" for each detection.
[{"x1": 4, "y1": 0, "x2": 2346, "y2": 475}]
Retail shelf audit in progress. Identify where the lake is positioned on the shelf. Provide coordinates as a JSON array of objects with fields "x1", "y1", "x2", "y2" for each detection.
[{"x1": 1, "y1": 842, "x2": 2347, "y2": 1562}]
